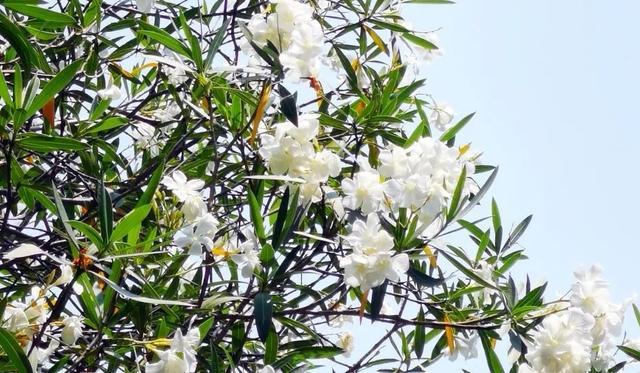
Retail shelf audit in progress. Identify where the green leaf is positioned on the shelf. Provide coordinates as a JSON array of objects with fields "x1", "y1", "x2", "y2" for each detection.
[
  {"x1": 0, "y1": 13, "x2": 48, "y2": 72},
  {"x1": 0, "y1": 328, "x2": 33, "y2": 373},
  {"x1": 619, "y1": 345, "x2": 640, "y2": 361},
  {"x1": 0, "y1": 69, "x2": 12, "y2": 107},
  {"x1": 446, "y1": 165, "x2": 467, "y2": 221},
  {"x1": 265, "y1": 329, "x2": 278, "y2": 365},
  {"x1": 514, "y1": 283, "x2": 546, "y2": 310},
  {"x1": 138, "y1": 23, "x2": 191, "y2": 59},
  {"x1": 370, "y1": 280, "x2": 387, "y2": 319},
  {"x1": 25, "y1": 59, "x2": 83, "y2": 120},
  {"x1": 407, "y1": 266, "x2": 445, "y2": 287},
  {"x1": 278, "y1": 85, "x2": 298, "y2": 126},
  {"x1": 98, "y1": 178, "x2": 113, "y2": 244},
  {"x1": 403, "y1": 33, "x2": 438, "y2": 50},
  {"x1": 504, "y1": 215, "x2": 532, "y2": 250},
  {"x1": 633, "y1": 304, "x2": 640, "y2": 328},
  {"x1": 198, "y1": 317, "x2": 215, "y2": 342},
  {"x1": 459, "y1": 166, "x2": 498, "y2": 218},
  {"x1": 491, "y1": 199, "x2": 501, "y2": 232},
  {"x1": 254, "y1": 293, "x2": 273, "y2": 343},
  {"x1": 440, "y1": 250, "x2": 498, "y2": 289},
  {"x1": 3, "y1": 3, "x2": 76, "y2": 25},
  {"x1": 85, "y1": 117, "x2": 128, "y2": 134},
  {"x1": 67, "y1": 220, "x2": 104, "y2": 251},
  {"x1": 439, "y1": 112, "x2": 475, "y2": 142},
  {"x1": 17, "y1": 134, "x2": 87, "y2": 153},
  {"x1": 271, "y1": 187, "x2": 290, "y2": 250},
  {"x1": 479, "y1": 331, "x2": 505, "y2": 373},
  {"x1": 137, "y1": 161, "x2": 164, "y2": 207},
  {"x1": 248, "y1": 188, "x2": 266, "y2": 242},
  {"x1": 415, "y1": 308, "x2": 426, "y2": 358},
  {"x1": 332, "y1": 47, "x2": 357, "y2": 89},
  {"x1": 273, "y1": 346, "x2": 343, "y2": 369},
  {"x1": 110, "y1": 204, "x2": 151, "y2": 244},
  {"x1": 178, "y1": 11, "x2": 202, "y2": 70}
]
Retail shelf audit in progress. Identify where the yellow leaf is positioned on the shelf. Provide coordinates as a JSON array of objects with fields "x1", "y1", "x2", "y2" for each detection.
[
  {"x1": 110, "y1": 63, "x2": 135, "y2": 79},
  {"x1": 248, "y1": 81, "x2": 272, "y2": 146},
  {"x1": 354, "y1": 100, "x2": 366, "y2": 114},
  {"x1": 423, "y1": 245, "x2": 437, "y2": 268},
  {"x1": 359, "y1": 290, "x2": 369, "y2": 323},
  {"x1": 131, "y1": 61, "x2": 158, "y2": 76},
  {"x1": 490, "y1": 337, "x2": 497, "y2": 349},
  {"x1": 458, "y1": 143, "x2": 471, "y2": 157},
  {"x1": 364, "y1": 25, "x2": 389, "y2": 55},
  {"x1": 444, "y1": 314, "x2": 455, "y2": 354}
]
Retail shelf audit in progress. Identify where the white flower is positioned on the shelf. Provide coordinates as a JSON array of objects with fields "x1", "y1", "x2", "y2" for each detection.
[
  {"x1": 345, "y1": 214, "x2": 394, "y2": 254},
  {"x1": 339, "y1": 214, "x2": 409, "y2": 291},
  {"x1": 61, "y1": 316, "x2": 83, "y2": 345},
  {"x1": 154, "y1": 102, "x2": 181, "y2": 124},
  {"x1": 244, "y1": 0, "x2": 324, "y2": 80},
  {"x1": 2, "y1": 306, "x2": 29, "y2": 334},
  {"x1": 181, "y1": 195, "x2": 207, "y2": 222},
  {"x1": 336, "y1": 331, "x2": 354, "y2": 357},
  {"x1": 25, "y1": 339, "x2": 58, "y2": 372},
  {"x1": 132, "y1": 122, "x2": 161, "y2": 156},
  {"x1": 446, "y1": 332, "x2": 479, "y2": 361},
  {"x1": 525, "y1": 308, "x2": 595, "y2": 373},
  {"x1": 570, "y1": 264, "x2": 610, "y2": 315},
  {"x1": 259, "y1": 366, "x2": 282, "y2": 373},
  {"x1": 429, "y1": 102, "x2": 454, "y2": 132},
  {"x1": 304, "y1": 149, "x2": 341, "y2": 183},
  {"x1": 162, "y1": 171, "x2": 205, "y2": 202},
  {"x1": 341, "y1": 169, "x2": 384, "y2": 214},
  {"x1": 378, "y1": 145, "x2": 409, "y2": 178},
  {"x1": 97, "y1": 72, "x2": 122, "y2": 101},
  {"x1": 53, "y1": 264, "x2": 74, "y2": 286},
  {"x1": 472, "y1": 260, "x2": 498, "y2": 304},
  {"x1": 147, "y1": 328, "x2": 200, "y2": 373},
  {"x1": 135, "y1": 0, "x2": 156, "y2": 13},
  {"x1": 230, "y1": 228, "x2": 262, "y2": 278},
  {"x1": 163, "y1": 50, "x2": 189, "y2": 85},
  {"x1": 173, "y1": 213, "x2": 218, "y2": 256}
]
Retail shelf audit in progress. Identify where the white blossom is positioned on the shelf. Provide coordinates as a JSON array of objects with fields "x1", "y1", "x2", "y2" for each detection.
[
  {"x1": 135, "y1": 0, "x2": 156, "y2": 13},
  {"x1": 173, "y1": 213, "x2": 219, "y2": 256},
  {"x1": 429, "y1": 101, "x2": 454, "y2": 131},
  {"x1": 336, "y1": 331, "x2": 354, "y2": 357},
  {"x1": 341, "y1": 169, "x2": 385, "y2": 214},
  {"x1": 97, "y1": 72, "x2": 122, "y2": 101},
  {"x1": 147, "y1": 328, "x2": 200, "y2": 373},
  {"x1": 162, "y1": 171, "x2": 205, "y2": 203},
  {"x1": 339, "y1": 214, "x2": 408, "y2": 291},
  {"x1": 230, "y1": 228, "x2": 262, "y2": 278},
  {"x1": 61, "y1": 316, "x2": 83, "y2": 345},
  {"x1": 525, "y1": 308, "x2": 595, "y2": 373}
]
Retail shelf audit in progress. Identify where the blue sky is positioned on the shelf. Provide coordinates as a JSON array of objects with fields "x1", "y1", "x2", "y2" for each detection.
[
  {"x1": 347, "y1": 1, "x2": 640, "y2": 371},
  {"x1": 405, "y1": 0, "x2": 640, "y2": 301}
]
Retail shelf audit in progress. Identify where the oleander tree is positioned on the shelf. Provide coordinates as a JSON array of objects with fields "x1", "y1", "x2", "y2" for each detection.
[{"x1": 0, "y1": 0, "x2": 638, "y2": 372}]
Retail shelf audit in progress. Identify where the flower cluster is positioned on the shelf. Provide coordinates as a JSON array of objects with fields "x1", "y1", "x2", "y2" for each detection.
[
  {"x1": 244, "y1": 0, "x2": 325, "y2": 79},
  {"x1": 339, "y1": 213, "x2": 409, "y2": 291},
  {"x1": 2, "y1": 246, "x2": 82, "y2": 371},
  {"x1": 521, "y1": 265, "x2": 629, "y2": 372},
  {"x1": 259, "y1": 114, "x2": 341, "y2": 201},
  {"x1": 343, "y1": 137, "x2": 478, "y2": 227}
]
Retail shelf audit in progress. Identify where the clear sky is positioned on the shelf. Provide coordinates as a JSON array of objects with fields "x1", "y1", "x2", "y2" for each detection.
[{"x1": 349, "y1": 1, "x2": 640, "y2": 371}]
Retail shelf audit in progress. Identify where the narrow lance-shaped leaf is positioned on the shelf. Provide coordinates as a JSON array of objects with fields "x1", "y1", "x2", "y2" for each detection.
[
  {"x1": 0, "y1": 328, "x2": 33, "y2": 373},
  {"x1": 254, "y1": 292, "x2": 273, "y2": 343}
]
